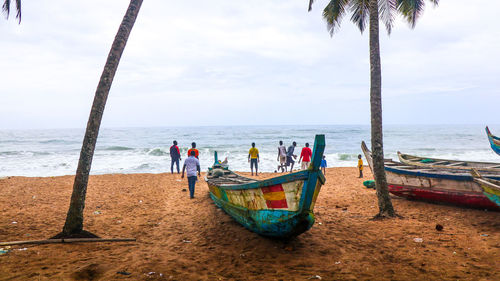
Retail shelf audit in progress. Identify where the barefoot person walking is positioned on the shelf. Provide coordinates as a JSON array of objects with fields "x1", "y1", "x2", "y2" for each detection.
[
  {"x1": 286, "y1": 141, "x2": 297, "y2": 172},
  {"x1": 181, "y1": 150, "x2": 201, "y2": 199},
  {"x1": 277, "y1": 140, "x2": 287, "y2": 172}
]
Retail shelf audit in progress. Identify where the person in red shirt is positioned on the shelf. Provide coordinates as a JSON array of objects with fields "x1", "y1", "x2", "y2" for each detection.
[
  {"x1": 169, "y1": 140, "x2": 181, "y2": 174},
  {"x1": 298, "y1": 142, "x2": 312, "y2": 170},
  {"x1": 187, "y1": 142, "x2": 199, "y2": 159}
]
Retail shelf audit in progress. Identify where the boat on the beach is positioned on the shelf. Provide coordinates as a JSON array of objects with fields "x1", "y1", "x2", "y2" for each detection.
[
  {"x1": 397, "y1": 152, "x2": 500, "y2": 173},
  {"x1": 361, "y1": 141, "x2": 500, "y2": 210},
  {"x1": 471, "y1": 169, "x2": 500, "y2": 207},
  {"x1": 486, "y1": 126, "x2": 500, "y2": 156},
  {"x1": 205, "y1": 135, "x2": 326, "y2": 238}
]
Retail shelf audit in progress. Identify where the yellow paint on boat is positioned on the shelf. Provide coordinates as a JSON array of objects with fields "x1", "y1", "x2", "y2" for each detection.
[
  {"x1": 482, "y1": 184, "x2": 500, "y2": 196},
  {"x1": 263, "y1": 191, "x2": 286, "y2": 201}
]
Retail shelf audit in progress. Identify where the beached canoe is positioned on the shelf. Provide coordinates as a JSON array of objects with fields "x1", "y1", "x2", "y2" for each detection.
[
  {"x1": 361, "y1": 141, "x2": 500, "y2": 211},
  {"x1": 205, "y1": 135, "x2": 326, "y2": 238},
  {"x1": 471, "y1": 169, "x2": 500, "y2": 207},
  {"x1": 397, "y1": 152, "x2": 500, "y2": 173},
  {"x1": 486, "y1": 126, "x2": 500, "y2": 156}
]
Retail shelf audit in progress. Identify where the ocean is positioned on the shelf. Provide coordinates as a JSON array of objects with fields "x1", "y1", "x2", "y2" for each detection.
[{"x1": 0, "y1": 125, "x2": 499, "y2": 177}]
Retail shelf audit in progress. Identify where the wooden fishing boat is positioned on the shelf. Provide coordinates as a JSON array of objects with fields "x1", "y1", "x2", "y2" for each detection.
[
  {"x1": 205, "y1": 135, "x2": 326, "y2": 238},
  {"x1": 361, "y1": 141, "x2": 500, "y2": 211},
  {"x1": 397, "y1": 152, "x2": 500, "y2": 173},
  {"x1": 471, "y1": 169, "x2": 500, "y2": 207},
  {"x1": 486, "y1": 126, "x2": 500, "y2": 156}
]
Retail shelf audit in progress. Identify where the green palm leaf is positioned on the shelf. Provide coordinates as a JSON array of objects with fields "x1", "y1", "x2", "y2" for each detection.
[{"x1": 322, "y1": 0, "x2": 350, "y2": 36}]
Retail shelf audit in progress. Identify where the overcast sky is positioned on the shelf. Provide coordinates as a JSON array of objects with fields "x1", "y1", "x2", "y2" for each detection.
[{"x1": 1, "y1": 0, "x2": 499, "y2": 129}]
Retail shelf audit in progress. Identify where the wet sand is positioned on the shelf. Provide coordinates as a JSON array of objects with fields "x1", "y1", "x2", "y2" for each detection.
[{"x1": 0, "y1": 167, "x2": 498, "y2": 280}]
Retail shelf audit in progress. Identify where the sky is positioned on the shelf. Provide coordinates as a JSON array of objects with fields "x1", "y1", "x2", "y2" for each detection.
[{"x1": 1, "y1": 0, "x2": 499, "y2": 129}]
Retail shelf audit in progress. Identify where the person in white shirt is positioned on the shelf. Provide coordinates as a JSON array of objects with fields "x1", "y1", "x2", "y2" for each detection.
[
  {"x1": 277, "y1": 140, "x2": 287, "y2": 172},
  {"x1": 181, "y1": 150, "x2": 201, "y2": 199}
]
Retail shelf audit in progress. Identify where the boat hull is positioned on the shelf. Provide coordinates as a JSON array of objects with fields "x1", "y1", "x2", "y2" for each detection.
[
  {"x1": 207, "y1": 177, "x2": 323, "y2": 237},
  {"x1": 384, "y1": 165, "x2": 500, "y2": 211},
  {"x1": 206, "y1": 134, "x2": 326, "y2": 238},
  {"x1": 472, "y1": 170, "x2": 500, "y2": 207},
  {"x1": 362, "y1": 141, "x2": 500, "y2": 211}
]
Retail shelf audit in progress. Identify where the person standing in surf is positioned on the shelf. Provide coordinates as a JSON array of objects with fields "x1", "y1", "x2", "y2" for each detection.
[
  {"x1": 169, "y1": 140, "x2": 181, "y2": 174},
  {"x1": 248, "y1": 142, "x2": 260, "y2": 176},
  {"x1": 187, "y1": 142, "x2": 199, "y2": 159},
  {"x1": 298, "y1": 142, "x2": 312, "y2": 170},
  {"x1": 277, "y1": 140, "x2": 287, "y2": 172}
]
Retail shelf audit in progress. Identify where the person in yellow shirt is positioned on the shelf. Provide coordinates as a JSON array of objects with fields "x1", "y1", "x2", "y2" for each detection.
[
  {"x1": 248, "y1": 142, "x2": 260, "y2": 176},
  {"x1": 358, "y1": 154, "x2": 363, "y2": 178}
]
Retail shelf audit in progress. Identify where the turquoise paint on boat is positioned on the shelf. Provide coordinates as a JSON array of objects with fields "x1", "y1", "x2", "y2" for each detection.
[
  {"x1": 486, "y1": 126, "x2": 500, "y2": 156},
  {"x1": 484, "y1": 193, "x2": 500, "y2": 207}
]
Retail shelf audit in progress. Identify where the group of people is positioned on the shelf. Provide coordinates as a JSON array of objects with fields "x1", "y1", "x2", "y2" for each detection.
[
  {"x1": 169, "y1": 139, "x2": 363, "y2": 199},
  {"x1": 248, "y1": 140, "x2": 323, "y2": 176},
  {"x1": 169, "y1": 141, "x2": 200, "y2": 199},
  {"x1": 275, "y1": 141, "x2": 314, "y2": 173}
]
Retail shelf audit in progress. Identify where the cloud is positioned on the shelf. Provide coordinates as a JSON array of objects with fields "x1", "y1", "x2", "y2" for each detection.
[{"x1": 0, "y1": 0, "x2": 498, "y2": 129}]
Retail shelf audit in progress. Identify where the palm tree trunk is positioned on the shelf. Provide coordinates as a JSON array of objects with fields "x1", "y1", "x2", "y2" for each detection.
[
  {"x1": 61, "y1": 0, "x2": 144, "y2": 236},
  {"x1": 368, "y1": 0, "x2": 395, "y2": 217}
]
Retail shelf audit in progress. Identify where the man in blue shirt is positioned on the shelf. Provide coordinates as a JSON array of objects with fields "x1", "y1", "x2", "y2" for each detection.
[
  {"x1": 286, "y1": 141, "x2": 297, "y2": 172},
  {"x1": 181, "y1": 150, "x2": 201, "y2": 199}
]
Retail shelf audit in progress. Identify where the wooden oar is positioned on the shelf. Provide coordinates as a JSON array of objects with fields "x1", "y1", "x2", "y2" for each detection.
[{"x1": 0, "y1": 238, "x2": 136, "y2": 246}]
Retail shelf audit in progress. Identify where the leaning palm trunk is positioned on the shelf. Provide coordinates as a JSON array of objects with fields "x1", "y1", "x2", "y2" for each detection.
[
  {"x1": 368, "y1": 0, "x2": 395, "y2": 217},
  {"x1": 59, "y1": 0, "x2": 143, "y2": 236}
]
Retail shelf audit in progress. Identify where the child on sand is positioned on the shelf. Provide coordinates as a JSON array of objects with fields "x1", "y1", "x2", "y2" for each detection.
[
  {"x1": 320, "y1": 156, "x2": 327, "y2": 175},
  {"x1": 358, "y1": 154, "x2": 363, "y2": 178}
]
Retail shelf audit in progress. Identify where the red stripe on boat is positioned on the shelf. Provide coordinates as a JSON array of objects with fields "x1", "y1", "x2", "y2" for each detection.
[
  {"x1": 388, "y1": 185, "x2": 500, "y2": 211},
  {"x1": 261, "y1": 185, "x2": 284, "y2": 193},
  {"x1": 266, "y1": 199, "x2": 288, "y2": 209},
  {"x1": 261, "y1": 184, "x2": 288, "y2": 209}
]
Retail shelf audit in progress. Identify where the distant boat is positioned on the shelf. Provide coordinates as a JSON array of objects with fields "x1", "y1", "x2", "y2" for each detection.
[
  {"x1": 205, "y1": 135, "x2": 326, "y2": 238},
  {"x1": 361, "y1": 141, "x2": 500, "y2": 211},
  {"x1": 486, "y1": 126, "x2": 500, "y2": 156},
  {"x1": 398, "y1": 152, "x2": 500, "y2": 173},
  {"x1": 471, "y1": 169, "x2": 500, "y2": 207}
]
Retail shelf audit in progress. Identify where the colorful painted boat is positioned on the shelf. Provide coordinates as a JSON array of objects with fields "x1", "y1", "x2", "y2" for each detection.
[
  {"x1": 361, "y1": 141, "x2": 500, "y2": 211},
  {"x1": 486, "y1": 126, "x2": 500, "y2": 156},
  {"x1": 205, "y1": 135, "x2": 326, "y2": 238},
  {"x1": 397, "y1": 152, "x2": 500, "y2": 173},
  {"x1": 471, "y1": 169, "x2": 500, "y2": 207}
]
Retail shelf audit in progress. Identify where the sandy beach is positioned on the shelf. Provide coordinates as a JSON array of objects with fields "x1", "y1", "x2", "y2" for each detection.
[{"x1": 0, "y1": 167, "x2": 498, "y2": 280}]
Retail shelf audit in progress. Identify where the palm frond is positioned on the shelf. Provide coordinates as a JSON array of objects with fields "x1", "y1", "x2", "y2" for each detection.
[
  {"x1": 308, "y1": 0, "x2": 315, "y2": 12},
  {"x1": 378, "y1": 0, "x2": 397, "y2": 34},
  {"x1": 397, "y1": 0, "x2": 425, "y2": 28},
  {"x1": 350, "y1": 0, "x2": 370, "y2": 33},
  {"x1": 2, "y1": 0, "x2": 11, "y2": 18},
  {"x1": 428, "y1": 0, "x2": 439, "y2": 6},
  {"x1": 2, "y1": 0, "x2": 21, "y2": 23},
  {"x1": 323, "y1": 0, "x2": 351, "y2": 36},
  {"x1": 15, "y1": 0, "x2": 20, "y2": 22}
]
